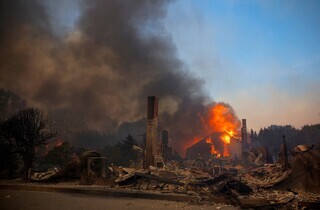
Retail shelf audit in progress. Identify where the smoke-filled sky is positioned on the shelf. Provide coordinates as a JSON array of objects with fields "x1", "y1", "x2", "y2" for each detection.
[
  {"x1": 43, "y1": 0, "x2": 320, "y2": 131},
  {"x1": 0, "y1": 0, "x2": 213, "y2": 155},
  {"x1": 0, "y1": 0, "x2": 319, "y2": 148}
]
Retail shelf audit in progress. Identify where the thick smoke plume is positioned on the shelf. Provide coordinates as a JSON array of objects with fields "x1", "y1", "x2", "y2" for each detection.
[{"x1": 0, "y1": 0, "x2": 239, "y2": 155}]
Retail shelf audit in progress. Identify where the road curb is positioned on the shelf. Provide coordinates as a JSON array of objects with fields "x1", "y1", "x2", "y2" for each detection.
[{"x1": 0, "y1": 184, "x2": 197, "y2": 202}]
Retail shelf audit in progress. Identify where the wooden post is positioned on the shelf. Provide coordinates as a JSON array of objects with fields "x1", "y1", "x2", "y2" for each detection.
[{"x1": 282, "y1": 135, "x2": 290, "y2": 169}]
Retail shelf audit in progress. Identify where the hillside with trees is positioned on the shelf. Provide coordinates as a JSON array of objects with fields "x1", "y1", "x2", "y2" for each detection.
[{"x1": 250, "y1": 124, "x2": 320, "y2": 156}]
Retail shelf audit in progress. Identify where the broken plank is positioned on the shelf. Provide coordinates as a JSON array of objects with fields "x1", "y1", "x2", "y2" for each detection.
[{"x1": 134, "y1": 172, "x2": 184, "y2": 186}]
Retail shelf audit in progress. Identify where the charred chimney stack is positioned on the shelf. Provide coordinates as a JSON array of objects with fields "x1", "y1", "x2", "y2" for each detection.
[
  {"x1": 144, "y1": 96, "x2": 158, "y2": 169},
  {"x1": 241, "y1": 119, "x2": 248, "y2": 152}
]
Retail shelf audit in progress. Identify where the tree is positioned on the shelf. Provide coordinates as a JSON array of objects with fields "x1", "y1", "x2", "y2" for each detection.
[
  {"x1": 0, "y1": 121, "x2": 16, "y2": 177},
  {"x1": 1, "y1": 108, "x2": 57, "y2": 177},
  {"x1": 101, "y1": 134, "x2": 138, "y2": 166}
]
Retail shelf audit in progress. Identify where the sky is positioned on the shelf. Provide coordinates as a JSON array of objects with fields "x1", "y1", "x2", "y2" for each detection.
[
  {"x1": 163, "y1": 0, "x2": 320, "y2": 130},
  {"x1": 8, "y1": 0, "x2": 320, "y2": 132}
]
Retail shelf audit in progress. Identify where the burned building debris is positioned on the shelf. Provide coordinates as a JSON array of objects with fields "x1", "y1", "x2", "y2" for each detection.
[
  {"x1": 245, "y1": 147, "x2": 273, "y2": 165},
  {"x1": 8, "y1": 142, "x2": 320, "y2": 210},
  {"x1": 19, "y1": 98, "x2": 320, "y2": 210},
  {"x1": 107, "y1": 144, "x2": 320, "y2": 209},
  {"x1": 26, "y1": 141, "x2": 320, "y2": 209}
]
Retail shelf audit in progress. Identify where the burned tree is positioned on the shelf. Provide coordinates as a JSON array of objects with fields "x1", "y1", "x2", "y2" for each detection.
[
  {"x1": 1, "y1": 108, "x2": 57, "y2": 177},
  {"x1": 121, "y1": 135, "x2": 138, "y2": 167},
  {"x1": 0, "y1": 121, "x2": 16, "y2": 177}
]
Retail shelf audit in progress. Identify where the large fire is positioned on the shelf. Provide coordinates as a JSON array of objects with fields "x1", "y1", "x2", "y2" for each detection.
[
  {"x1": 184, "y1": 103, "x2": 240, "y2": 158},
  {"x1": 205, "y1": 103, "x2": 240, "y2": 157}
]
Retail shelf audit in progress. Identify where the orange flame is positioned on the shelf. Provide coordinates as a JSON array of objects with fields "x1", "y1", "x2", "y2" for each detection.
[
  {"x1": 223, "y1": 143, "x2": 230, "y2": 156},
  {"x1": 183, "y1": 103, "x2": 240, "y2": 158},
  {"x1": 221, "y1": 134, "x2": 230, "y2": 144},
  {"x1": 205, "y1": 136, "x2": 222, "y2": 157},
  {"x1": 203, "y1": 103, "x2": 240, "y2": 157},
  {"x1": 208, "y1": 104, "x2": 239, "y2": 137},
  {"x1": 206, "y1": 136, "x2": 211, "y2": 143},
  {"x1": 210, "y1": 144, "x2": 221, "y2": 157}
]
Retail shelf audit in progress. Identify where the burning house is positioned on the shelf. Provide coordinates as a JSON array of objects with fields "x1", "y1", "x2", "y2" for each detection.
[
  {"x1": 186, "y1": 132, "x2": 241, "y2": 160},
  {"x1": 185, "y1": 103, "x2": 242, "y2": 160}
]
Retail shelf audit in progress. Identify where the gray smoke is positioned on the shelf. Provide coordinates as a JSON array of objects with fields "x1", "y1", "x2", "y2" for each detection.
[{"x1": 0, "y1": 0, "x2": 238, "y2": 155}]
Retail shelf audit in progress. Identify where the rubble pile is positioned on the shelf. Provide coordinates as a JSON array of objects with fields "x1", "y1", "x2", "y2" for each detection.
[
  {"x1": 30, "y1": 167, "x2": 62, "y2": 181},
  {"x1": 108, "y1": 164, "x2": 253, "y2": 205},
  {"x1": 27, "y1": 145, "x2": 320, "y2": 209},
  {"x1": 105, "y1": 151, "x2": 320, "y2": 209},
  {"x1": 241, "y1": 164, "x2": 292, "y2": 188}
]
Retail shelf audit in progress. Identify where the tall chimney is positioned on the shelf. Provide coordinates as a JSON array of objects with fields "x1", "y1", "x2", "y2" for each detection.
[
  {"x1": 241, "y1": 119, "x2": 247, "y2": 152},
  {"x1": 144, "y1": 96, "x2": 158, "y2": 169}
]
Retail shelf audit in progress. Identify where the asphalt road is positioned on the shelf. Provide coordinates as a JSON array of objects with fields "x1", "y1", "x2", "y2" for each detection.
[{"x1": 0, "y1": 189, "x2": 238, "y2": 210}]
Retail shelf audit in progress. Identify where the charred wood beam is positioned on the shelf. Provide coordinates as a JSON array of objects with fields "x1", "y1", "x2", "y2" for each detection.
[
  {"x1": 187, "y1": 173, "x2": 229, "y2": 186},
  {"x1": 134, "y1": 172, "x2": 184, "y2": 186}
]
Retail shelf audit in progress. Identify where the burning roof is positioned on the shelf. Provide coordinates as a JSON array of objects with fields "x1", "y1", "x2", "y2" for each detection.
[{"x1": 184, "y1": 103, "x2": 241, "y2": 159}]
